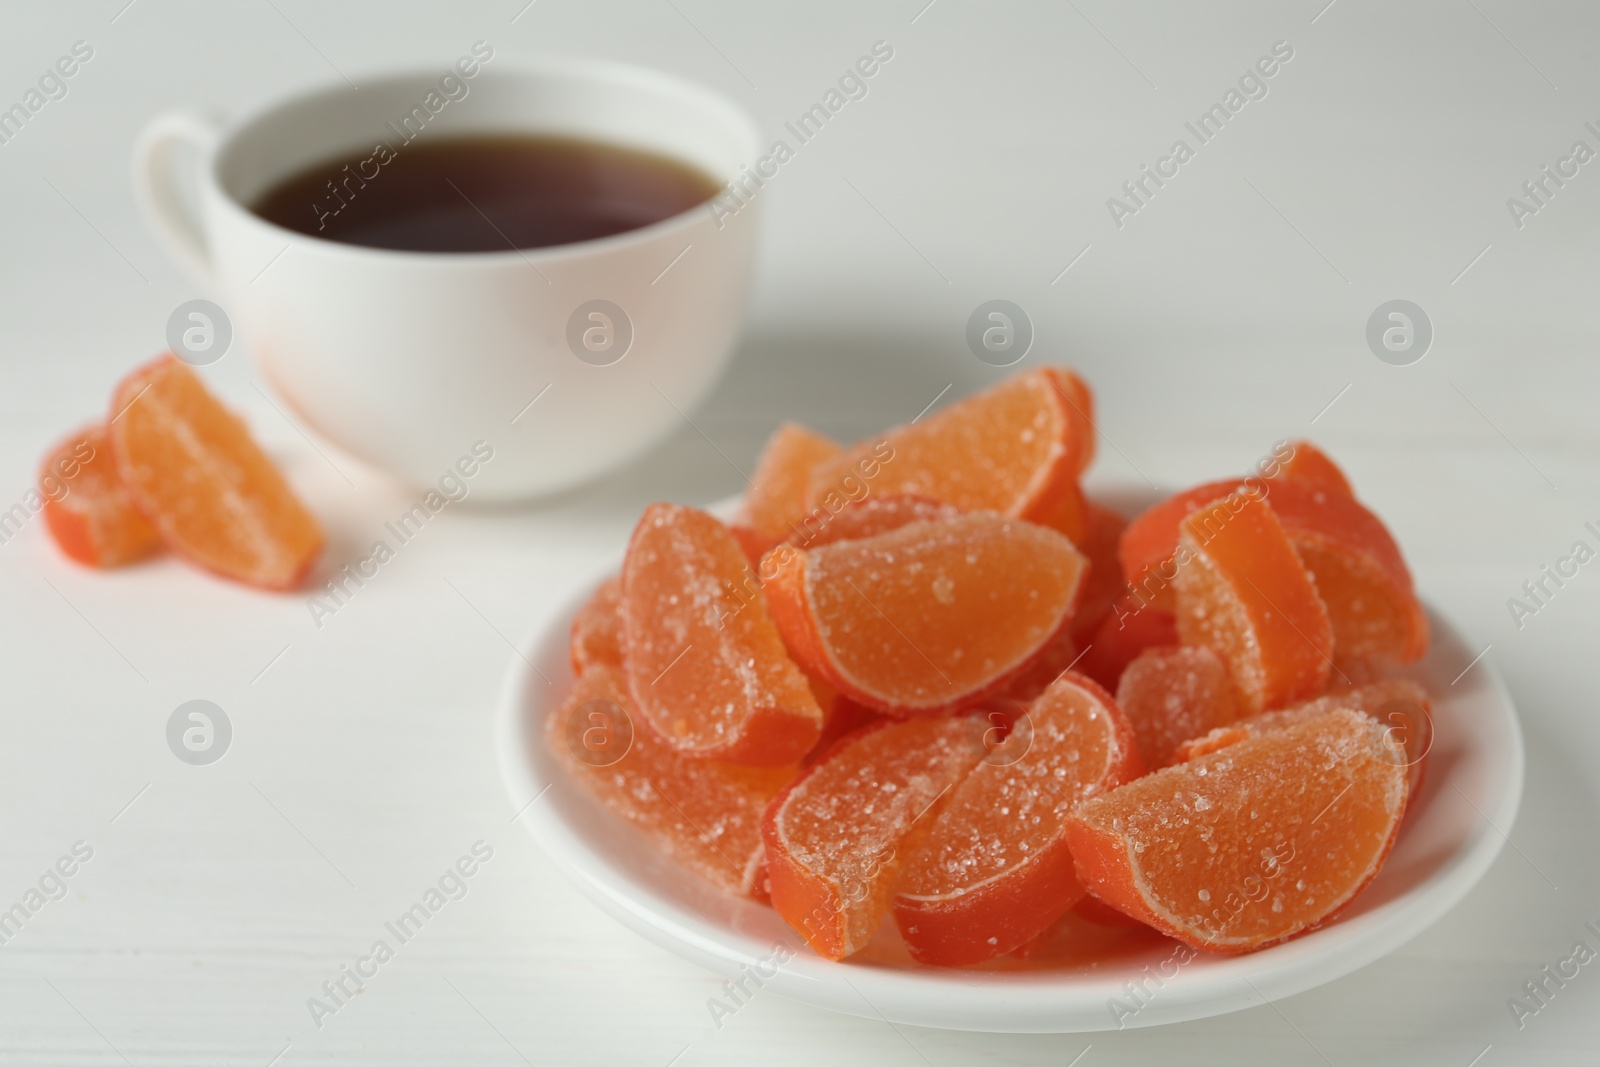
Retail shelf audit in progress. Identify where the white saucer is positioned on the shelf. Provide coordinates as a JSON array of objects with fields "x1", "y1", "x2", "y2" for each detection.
[{"x1": 496, "y1": 517, "x2": 1523, "y2": 1033}]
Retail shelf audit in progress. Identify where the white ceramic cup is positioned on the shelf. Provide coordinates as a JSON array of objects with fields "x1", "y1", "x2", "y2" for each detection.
[{"x1": 133, "y1": 58, "x2": 760, "y2": 500}]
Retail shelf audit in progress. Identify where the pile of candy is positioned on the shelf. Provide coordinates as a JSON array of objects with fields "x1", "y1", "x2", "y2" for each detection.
[{"x1": 551, "y1": 365, "x2": 1432, "y2": 964}]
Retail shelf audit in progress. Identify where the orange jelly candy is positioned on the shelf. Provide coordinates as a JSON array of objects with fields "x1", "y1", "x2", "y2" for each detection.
[
  {"x1": 1119, "y1": 478, "x2": 1242, "y2": 612},
  {"x1": 1071, "y1": 501, "x2": 1128, "y2": 641},
  {"x1": 1175, "y1": 679, "x2": 1432, "y2": 800},
  {"x1": 109, "y1": 355, "x2": 323, "y2": 589},
  {"x1": 1121, "y1": 471, "x2": 1425, "y2": 665},
  {"x1": 801, "y1": 682, "x2": 882, "y2": 766},
  {"x1": 1115, "y1": 645, "x2": 1240, "y2": 768},
  {"x1": 994, "y1": 505, "x2": 1127, "y2": 700},
  {"x1": 807, "y1": 368, "x2": 1094, "y2": 542},
  {"x1": 1073, "y1": 894, "x2": 1144, "y2": 929},
  {"x1": 893, "y1": 672, "x2": 1143, "y2": 965},
  {"x1": 1265, "y1": 480, "x2": 1428, "y2": 666},
  {"x1": 762, "y1": 715, "x2": 984, "y2": 959},
  {"x1": 1064, "y1": 706, "x2": 1408, "y2": 952},
  {"x1": 40, "y1": 424, "x2": 161, "y2": 568},
  {"x1": 1029, "y1": 480, "x2": 1090, "y2": 547},
  {"x1": 569, "y1": 577, "x2": 624, "y2": 675},
  {"x1": 727, "y1": 523, "x2": 778, "y2": 570},
  {"x1": 763, "y1": 513, "x2": 1087, "y2": 715},
  {"x1": 993, "y1": 629, "x2": 1079, "y2": 703},
  {"x1": 547, "y1": 665, "x2": 794, "y2": 896},
  {"x1": 735, "y1": 422, "x2": 840, "y2": 542},
  {"x1": 621, "y1": 503, "x2": 823, "y2": 766},
  {"x1": 1043, "y1": 366, "x2": 1097, "y2": 478},
  {"x1": 783, "y1": 494, "x2": 961, "y2": 552},
  {"x1": 1118, "y1": 440, "x2": 1351, "y2": 612},
  {"x1": 1269, "y1": 439, "x2": 1353, "y2": 497},
  {"x1": 1076, "y1": 596, "x2": 1178, "y2": 693},
  {"x1": 1173, "y1": 493, "x2": 1333, "y2": 713},
  {"x1": 995, "y1": 504, "x2": 1126, "y2": 701}
]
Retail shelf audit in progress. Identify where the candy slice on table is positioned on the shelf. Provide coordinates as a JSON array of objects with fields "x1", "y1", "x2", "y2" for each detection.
[
  {"x1": 893, "y1": 672, "x2": 1143, "y2": 966},
  {"x1": 761, "y1": 715, "x2": 985, "y2": 960},
  {"x1": 569, "y1": 576, "x2": 624, "y2": 676},
  {"x1": 782, "y1": 494, "x2": 962, "y2": 552},
  {"x1": 547, "y1": 665, "x2": 795, "y2": 897},
  {"x1": 1064, "y1": 706, "x2": 1408, "y2": 953},
  {"x1": 39, "y1": 424, "x2": 161, "y2": 568},
  {"x1": 1263, "y1": 480, "x2": 1429, "y2": 667},
  {"x1": 1071, "y1": 501, "x2": 1129, "y2": 641},
  {"x1": 109, "y1": 354, "x2": 323, "y2": 589},
  {"x1": 734, "y1": 422, "x2": 841, "y2": 542},
  {"x1": 1076, "y1": 596, "x2": 1178, "y2": 693},
  {"x1": 621, "y1": 503, "x2": 823, "y2": 766},
  {"x1": 1115, "y1": 645, "x2": 1241, "y2": 768},
  {"x1": 1173, "y1": 492, "x2": 1333, "y2": 713},
  {"x1": 1174, "y1": 679, "x2": 1433, "y2": 800},
  {"x1": 806, "y1": 368, "x2": 1094, "y2": 542},
  {"x1": 1267, "y1": 439, "x2": 1354, "y2": 497},
  {"x1": 763, "y1": 513, "x2": 1087, "y2": 716}
]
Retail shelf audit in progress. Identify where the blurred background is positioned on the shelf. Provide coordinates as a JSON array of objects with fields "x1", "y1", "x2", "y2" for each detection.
[{"x1": 0, "y1": 2, "x2": 1596, "y2": 1064}]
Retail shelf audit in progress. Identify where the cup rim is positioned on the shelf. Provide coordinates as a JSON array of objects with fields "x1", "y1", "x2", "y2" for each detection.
[{"x1": 206, "y1": 57, "x2": 759, "y2": 265}]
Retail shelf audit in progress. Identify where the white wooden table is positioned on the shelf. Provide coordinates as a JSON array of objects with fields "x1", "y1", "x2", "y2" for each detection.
[{"x1": 1, "y1": 1, "x2": 1596, "y2": 1063}]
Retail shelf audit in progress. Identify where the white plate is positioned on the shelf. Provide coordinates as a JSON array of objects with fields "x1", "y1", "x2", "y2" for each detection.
[{"x1": 496, "y1": 509, "x2": 1524, "y2": 1033}]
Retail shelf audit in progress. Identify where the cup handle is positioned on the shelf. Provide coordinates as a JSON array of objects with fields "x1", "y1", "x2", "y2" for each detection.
[{"x1": 132, "y1": 110, "x2": 223, "y2": 285}]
